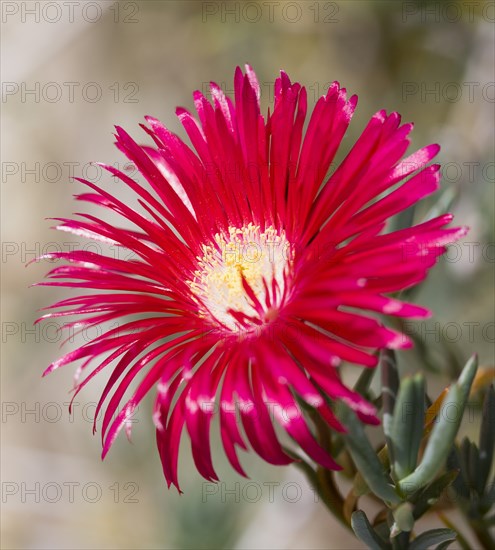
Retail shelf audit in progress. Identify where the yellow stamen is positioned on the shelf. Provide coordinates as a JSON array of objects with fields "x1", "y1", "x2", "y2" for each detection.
[{"x1": 188, "y1": 224, "x2": 292, "y2": 331}]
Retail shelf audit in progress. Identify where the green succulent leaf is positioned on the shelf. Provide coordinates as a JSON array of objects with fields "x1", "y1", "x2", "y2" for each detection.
[
  {"x1": 381, "y1": 349, "x2": 399, "y2": 412},
  {"x1": 351, "y1": 510, "x2": 390, "y2": 550},
  {"x1": 381, "y1": 349, "x2": 399, "y2": 463},
  {"x1": 399, "y1": 384, "x2": 463, "y2": 494},
  {"x1": 390, "y1": 374, "x2": 425, "y2": 480},
  {"x1": 456, "y1": 354, "x2": 478, "y2": 402},
  {"x1": 337, "y1": 404, "x2": 400, "y2": 504},
  {"x1": 392, "y1": 502, "x2": 414, "y2": 535},
  {"x1": 354, "y1": 364, "x2": 377, "y2": 396},
  {"x1": 435, "y1": 541, "x2": 455, "y2": 550},
  {"x1": 398, "y1": 356, "x2": 478, "y2": 495},
  {"x1": 408, "y1": 528, "x2": 456, "y2": 550}
]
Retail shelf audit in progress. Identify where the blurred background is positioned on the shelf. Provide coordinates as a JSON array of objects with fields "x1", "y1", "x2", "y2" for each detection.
[{"x1": 1, "y1": 1, "x2": 494, "y2": 548}]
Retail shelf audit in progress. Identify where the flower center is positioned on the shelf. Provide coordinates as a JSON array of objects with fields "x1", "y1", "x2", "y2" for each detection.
[{"x1": 189, "y1": 224, "x2": 293, "y2": 332}]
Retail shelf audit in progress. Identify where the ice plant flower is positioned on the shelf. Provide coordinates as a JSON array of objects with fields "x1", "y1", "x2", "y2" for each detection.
[{"x1": 37, "y1": 65, "x2": 466, "y2": 491}]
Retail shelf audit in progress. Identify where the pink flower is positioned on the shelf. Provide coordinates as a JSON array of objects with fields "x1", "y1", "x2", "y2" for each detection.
[{"x1": 38, "y1": 66, "x2": 466, "y2": 491}]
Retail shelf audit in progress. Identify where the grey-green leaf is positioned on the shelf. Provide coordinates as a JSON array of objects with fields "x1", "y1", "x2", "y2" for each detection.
[
  {"x1": 351, "y1": 510, "x2": 389, "y2": 550},
  {"x1": 381, "y1": 349, "x2": 399, "y2": 465},
  {"x1": 398, "y1": 356, "x2": 478, "y2": 494},
  {"x1": 390, "y1": 374, "x2": 425, "y2": 480},
  {"x1": 392, "y1": 502, "x2": 414, "y2": 534},
  {"x1": 354, "y1": 365, "x2": 376, "y2": 396},
  {"x1": 398, "y1": 384, "x2": 463, "y2": 494},
  {"x1": 435, "y1": 541, "x2": 455, "y2": 550},
  {"x1": 381, "y1": 349, "x2": 399, "y2": 416},
  {"x1": 456, "y1": 355, "x2": 478, "y2": 402},
  {"x1": 338, "y1": 404, "x2": 400, "y2": 504},
  {"x1": 408, "y1": 528, "x2": 456, "y2": 550}
]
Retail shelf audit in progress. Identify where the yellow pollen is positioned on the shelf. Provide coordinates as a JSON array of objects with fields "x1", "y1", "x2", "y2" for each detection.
[{"x1": 188, "y1": 224, "x2": 292, "y2": 331}]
